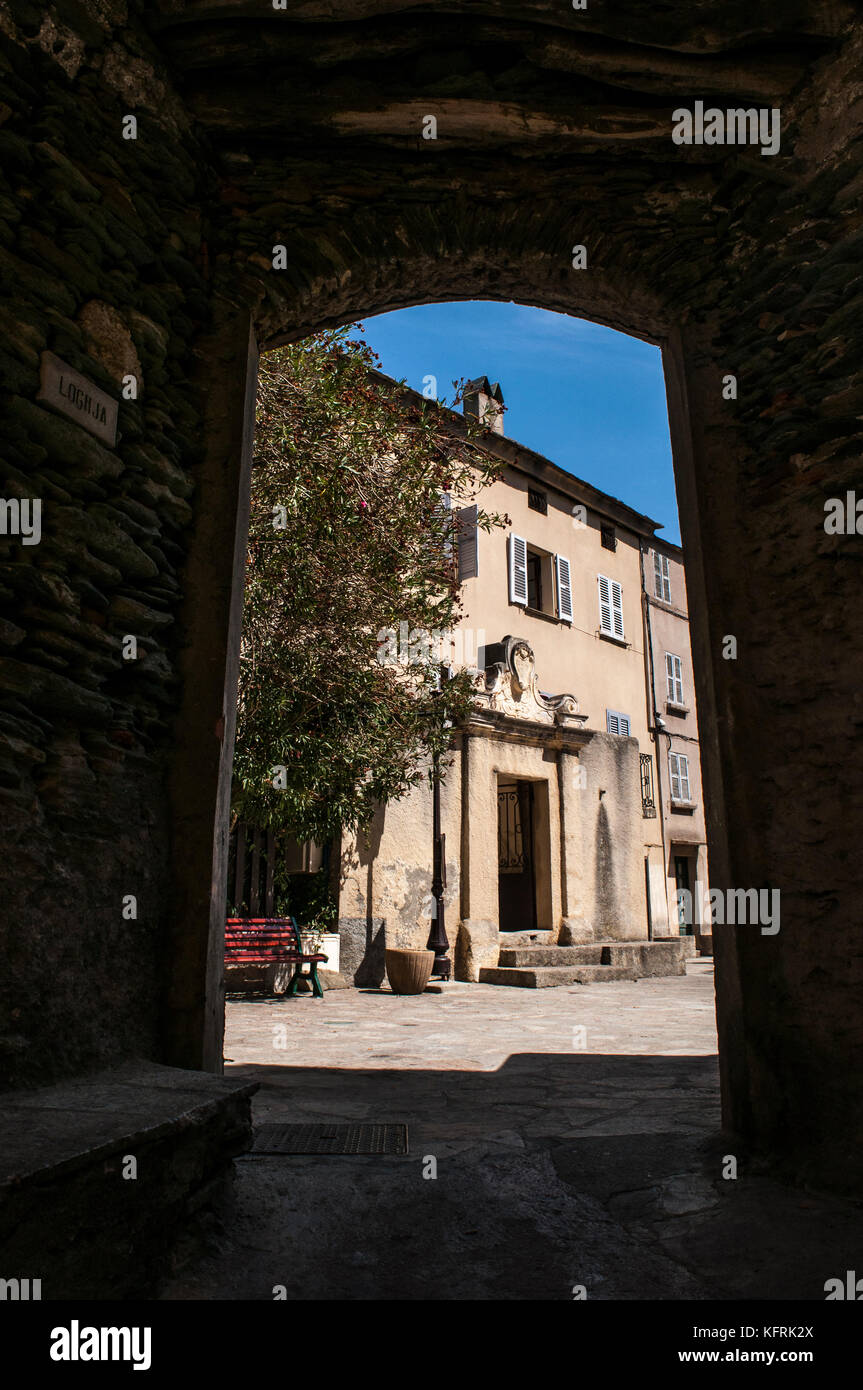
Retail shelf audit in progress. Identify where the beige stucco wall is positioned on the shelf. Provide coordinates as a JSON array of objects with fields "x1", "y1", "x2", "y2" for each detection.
[
  {"x1": 570, "y1": 731, "x2": 648, "y2": 942},
  {"x1": 339, "y1": 742, "x2": 462, "y2": 954},
  {"x1": 645, "y1": 544, "x2": 711, "y2": 940}
]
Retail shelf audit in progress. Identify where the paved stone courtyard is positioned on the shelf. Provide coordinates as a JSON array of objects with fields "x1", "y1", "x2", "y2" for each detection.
[{"x1": 164, "y1": 963, "x2": 863, "y2": 1301}]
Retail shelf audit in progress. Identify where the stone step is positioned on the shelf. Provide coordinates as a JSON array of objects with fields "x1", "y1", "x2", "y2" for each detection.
[
  {"x1": 497, "y1": 940, "x2": 689, "y2": 975},
  {"x1": 498, "y1": 945, "x2": 606, "y2": 967},
  {"x1": 497, "y1": 930, "x2": 557, "y2": 948},
  {"x1": 479, "y1": 964, "x2": 639, "y2": 988},
  {"x1": 482, "y1": 939, "x2": 689, "y2": 987}
]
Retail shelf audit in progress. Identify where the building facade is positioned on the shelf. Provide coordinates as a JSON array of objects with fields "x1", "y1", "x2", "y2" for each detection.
[
  {"x1": 334, "y1": 376, "x2": 711, "y2": 984},
  {"x1": 642, "y1": 538, "x2": 712, "y2": 954}
]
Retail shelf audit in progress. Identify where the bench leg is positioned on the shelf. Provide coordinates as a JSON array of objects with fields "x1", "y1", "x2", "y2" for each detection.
[{"x1": 286, "y1": 964, "x2": 324, "y2": 998}]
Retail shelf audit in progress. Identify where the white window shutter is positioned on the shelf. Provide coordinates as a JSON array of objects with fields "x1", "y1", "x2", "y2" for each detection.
[
  {"x1": 509, "y1": 534, "x2": 528, "y2": 605},
  {"x1": 611, "y1": 580, "x2": 624, "y2": 638},
  {"x1": 680, "y1": 755, "x2": 691, "y2": 800},
  {"x1": 669, "y1": 753, "x2": 681, "y2": 801},
  {"x1": 555, "y1": 554, "x2": 573, "y2": 622},
  {"x1": 606, "y1": 710, "x2": 630, "y2": 736},
  {"x1": 666, "y1": 653, "x2": 683, "y2": 703},
  {"x1": 655, "y1": 551, "x2": 671, "y2": 602},
  {"x1": 598, "y1": 574, "x2": 612, "y2": 634},
  {"x1": 456, "y1": 504, "x2": 478, "y2": 581}
]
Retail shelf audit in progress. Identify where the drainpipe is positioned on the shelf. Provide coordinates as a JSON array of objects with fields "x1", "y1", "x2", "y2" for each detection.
[{"x1": 639, "y1": 539, "x2": 671, "y2": 938}]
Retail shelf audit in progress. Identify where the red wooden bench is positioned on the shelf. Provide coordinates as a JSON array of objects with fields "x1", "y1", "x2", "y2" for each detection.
[{"x1": 225, "y1": 917, "x2": 329, "y2": 998}]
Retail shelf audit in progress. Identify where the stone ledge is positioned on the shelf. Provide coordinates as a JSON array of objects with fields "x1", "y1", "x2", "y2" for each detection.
[{"x1": 0, "y1": 1060, "x2": 257, "y2": 1299}]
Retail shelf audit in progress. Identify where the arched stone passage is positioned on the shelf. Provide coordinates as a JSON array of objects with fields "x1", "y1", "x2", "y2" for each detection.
[{"x1": 0, "y1": 1, "x2": 860, "y2": 1193}]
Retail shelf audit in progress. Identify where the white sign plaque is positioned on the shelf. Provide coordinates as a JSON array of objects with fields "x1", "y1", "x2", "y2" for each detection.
[{"x1": 37, "y1": 351, "x2": 119, "y2": 446}]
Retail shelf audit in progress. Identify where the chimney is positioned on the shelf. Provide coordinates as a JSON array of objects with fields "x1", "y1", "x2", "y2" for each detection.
[{"x1": 463, "y1": 376, "x2": 504, "y2": 435}]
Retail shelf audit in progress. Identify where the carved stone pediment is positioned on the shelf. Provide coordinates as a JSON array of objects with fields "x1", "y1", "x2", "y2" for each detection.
[{"x1": 476, "y1": 636, "x2": 585, "y2": 727}]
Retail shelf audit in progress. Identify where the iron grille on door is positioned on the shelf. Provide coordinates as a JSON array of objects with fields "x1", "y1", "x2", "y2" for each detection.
[{"x1": 498, "y1": 789, "x2": 527, "y2": 872}]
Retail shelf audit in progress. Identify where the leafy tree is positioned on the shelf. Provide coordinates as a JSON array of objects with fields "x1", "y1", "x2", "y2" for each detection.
[{"x1": 232, "y1": 326, "x2": 506, "y2": 845}]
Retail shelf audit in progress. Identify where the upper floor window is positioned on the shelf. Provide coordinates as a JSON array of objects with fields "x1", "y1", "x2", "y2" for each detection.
[
  {"x1": 509, "y1": 534, "x2": 573, "y2": 623},
  {"x1": 665, "y1": 652, "x2": 684, "y2": 705},
  {"x1": 597, "y1": 573, "x2": 624, "y2": 639},
  {"x1": 606, "y1": 709, "x2": 631, "y2": 736},
  {"x1": 526, "y1": 550, "x2": 544, "y2": 610},
  {"x1": 654, "y1": 551, "x2": 671, "y2": 602},
  {"x1": 669, "y1": 751, "x2": 692, "y2": 803},
  {"x1": 528, "y1": 488, "x2": 547, "y2": 515},
  {"x1": 601, "y1": 524, "x2": 616, "y2": 551}
]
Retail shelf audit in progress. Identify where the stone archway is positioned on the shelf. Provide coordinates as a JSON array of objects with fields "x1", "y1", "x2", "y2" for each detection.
[{"x1": 1, "y1": 1, "x2": 860, "y2": 1194}]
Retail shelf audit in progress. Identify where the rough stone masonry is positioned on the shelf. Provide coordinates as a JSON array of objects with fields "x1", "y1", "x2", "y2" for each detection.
[{"x1": 0, "y1": 1, "x2": 861, "y2": 1195}]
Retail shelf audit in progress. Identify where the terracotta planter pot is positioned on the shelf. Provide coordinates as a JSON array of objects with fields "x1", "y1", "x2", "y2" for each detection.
[{"x1": 385, "y1": 947, "x2": 435, "y2": 995}]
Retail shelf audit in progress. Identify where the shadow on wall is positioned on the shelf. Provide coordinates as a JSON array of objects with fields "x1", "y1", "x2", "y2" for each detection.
[{"x1": 595, "y1": 798, "x2": 616, "y2": 930}]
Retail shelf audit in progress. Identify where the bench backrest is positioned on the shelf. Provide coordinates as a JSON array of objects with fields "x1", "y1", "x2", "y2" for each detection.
[{"x1": 225, "y1": 916, "x2": 300, "y2": 960}]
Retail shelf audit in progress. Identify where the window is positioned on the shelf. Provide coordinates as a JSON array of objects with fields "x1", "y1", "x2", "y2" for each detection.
[
  {"x1": 509, "y1": 534, "x2": 572, "y2": 622},
  {"x1": 525, "y1": 547, "x2": 554, "y2": 616},
  {"x1": 669, "y1": 751, "x2": 692, "y2": 802},
  {"x1": 654, "y1": 551, "x2": 671, "y2": 602},
  {"x1": 528, "y1": 488, "x2": 547, "y2": 515},
  {"x1": 665, "y1": 652, "x2": 684, "y2": 705},
  {"x1": 606, "y1": 709, "x2": 631, "y2": 736},
  {"x1": 640, "y1": 753, "x2": 657, "y2": 817},
  {"x1": 601, "y1": 524, "x2": 616, "y2": 551},
  {"x1": 526, "y1": 551, "x2": 543, "y2": 609},
  {"x1": 598, "y1": 573, "x2": 624, "y2": 639}
]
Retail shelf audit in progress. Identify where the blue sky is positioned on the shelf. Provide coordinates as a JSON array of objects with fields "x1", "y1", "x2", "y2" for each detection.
[{"x1": 352, "y1": 301, "x2": 680, "y2": 544}]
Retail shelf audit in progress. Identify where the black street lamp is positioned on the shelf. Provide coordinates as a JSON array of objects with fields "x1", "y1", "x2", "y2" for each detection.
[{"x1": 426, "y1": 665, "x2": 452, "y2": 979}]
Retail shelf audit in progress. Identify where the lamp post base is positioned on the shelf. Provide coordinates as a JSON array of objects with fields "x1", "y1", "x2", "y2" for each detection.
[
  {"x1": 426, "y1": 912, "x2": 451, "y2": 980},
  {"x1": 430, "y1": 954, "x2": 451, "y2": 981}
]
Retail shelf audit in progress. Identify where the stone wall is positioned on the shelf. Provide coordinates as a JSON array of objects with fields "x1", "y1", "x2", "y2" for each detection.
[
  {"x1": 0, "y1": 0, "x2": 861, "y2": 1191},
  {"x1": 0, "y1": 4, "x2": 217, "y2": 1084},
  {"x1": 572, "y1": 732, "x2": 648, "y2": 942}
]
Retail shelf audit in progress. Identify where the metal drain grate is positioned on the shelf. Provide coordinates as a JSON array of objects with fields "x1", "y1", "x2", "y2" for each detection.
[{"x1": 251, "y1": 1122, "x2": 409, "y2": 1155}]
